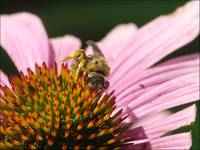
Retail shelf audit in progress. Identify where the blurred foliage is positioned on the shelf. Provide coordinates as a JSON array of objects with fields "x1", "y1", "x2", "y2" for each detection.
[{"x1": 0, "y1": 0, "x2": 199, "y2": 149}]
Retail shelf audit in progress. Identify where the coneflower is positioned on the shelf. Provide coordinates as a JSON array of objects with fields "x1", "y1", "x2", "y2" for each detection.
[{"x1": 0, "y1": 63, "x2": 131, "y2": 149}]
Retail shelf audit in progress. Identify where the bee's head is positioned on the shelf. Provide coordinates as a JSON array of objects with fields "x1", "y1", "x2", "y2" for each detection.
[{"x1": 87, "y1": 72, "x2": 109, "y2": 91}]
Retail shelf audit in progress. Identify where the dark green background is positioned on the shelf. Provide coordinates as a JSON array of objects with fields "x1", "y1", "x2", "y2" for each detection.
[{"x1": 0, "y1": 1, "x2": 199, "y2": 149}]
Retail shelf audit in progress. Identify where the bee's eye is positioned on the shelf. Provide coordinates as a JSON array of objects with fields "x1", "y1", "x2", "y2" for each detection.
[{"x1": 103, "y1": 80, "x2": 109, "y2": 90}]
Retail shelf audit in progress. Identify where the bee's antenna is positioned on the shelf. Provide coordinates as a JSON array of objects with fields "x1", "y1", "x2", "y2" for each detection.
[{"x1": 86, "y1": 40, "x2": 105, "y2": 58}]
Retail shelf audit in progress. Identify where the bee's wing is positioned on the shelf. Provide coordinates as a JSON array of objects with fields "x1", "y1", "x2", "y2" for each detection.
[{"x1": 86, "y1": 40, "x2": 105, "y2": 58}]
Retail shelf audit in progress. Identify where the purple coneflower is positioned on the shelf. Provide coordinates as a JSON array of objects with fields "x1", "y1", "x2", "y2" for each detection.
[{"x1": 0, "y1": 1, "x2": 199, "y2": 149}]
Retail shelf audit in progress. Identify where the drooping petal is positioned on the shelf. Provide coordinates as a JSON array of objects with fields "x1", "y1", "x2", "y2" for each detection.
[
  {"x1": 49, "y1": 35, "x2": 81, "y2": 64},
  {"x1": 0, "y1": 70, "x2": 10, "y2": 88},
  {"x1": 124, "y1": 105, "x2": 196, "y2": 145},
  {"x1": 86, "y1": 23, "x2": 137, "y2": 64},
  {"x1": 128, "y1": 73, "x2": 199, "y2": 120},
  {"x1": 150, "y1": 133, "x2": 192, "y2": 150},
  {"x1": 115, "y1": 54, "x2": 199, "y2": 106},
  {"x1": 143, "y1": 105, "x2": 196, "y2": 138},
  {"x1": 0, "y1": 12, "x2": 49, "y2": 73},
  {"x1": 109, "y1": 1, "x2": 199, "y2": 88}
]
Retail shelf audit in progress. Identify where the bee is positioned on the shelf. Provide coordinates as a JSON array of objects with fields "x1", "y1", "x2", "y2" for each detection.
[{"x1": 61, "y1": 40, "x2": 110, "y2": 91}]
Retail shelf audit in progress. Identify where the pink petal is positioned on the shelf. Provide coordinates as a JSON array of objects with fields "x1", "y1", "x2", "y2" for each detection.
[
  {"x1": 124, "y1": 105, "x2": 195, "y2": 141},
  {"x1": 86, "y1": 23, "x2": 137, "y2": 64},
  {"x1": 144, "y1": 105, "x2": 196, "y2": 138},
  {"x1": 109, "y1": 1, "x2": 199, "y2": 88},
  {"x1": 0, "y1": 71, "x2": 10, "y2": 88},
  {"x1": 122, "y1": 138, "x2": 152, "y2": 150},
  {"x1": 130, "y1": 142, "x2": 151, "y2": 150},
  {"x1": 0, "y1": 12, "x2": 49, "y2": 73},
  {"x1": 158, "y1": 53, "x2": 200, "y2": 66},
  {"x1": 49, "y1": 35, "x2": 81, "y2": 64},
  {"x1": 117, "y1": 67, "x2": 198, "y2": 105},
  {"x1": 112, "y1": 53, "x2": 199, "y2": 92},
  {"x1": 130, "y1": 73, "x2": 199, "y2": 120},
  {"x1": 132, "y1": 111, "x2": 171, "y2": 129},
  {"x1": 115, "y1": 54, "x2": 199, "y2": 107},
  {"x1": 150, "y1": 133, "x2": 192, "y2": 150}
]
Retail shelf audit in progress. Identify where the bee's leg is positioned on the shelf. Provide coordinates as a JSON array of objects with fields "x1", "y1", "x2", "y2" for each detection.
[
  {"x1": 75, "y1": 59, "x2": 87, "y2": 81},
  {"x1": 59, "y1": 49, "x2": 86, "y2": 63}
]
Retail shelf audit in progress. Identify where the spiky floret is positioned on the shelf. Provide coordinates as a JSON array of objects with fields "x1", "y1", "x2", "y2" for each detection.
[{"x1": 0, "y1": 63, "x2": 130, "y2": 150}]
